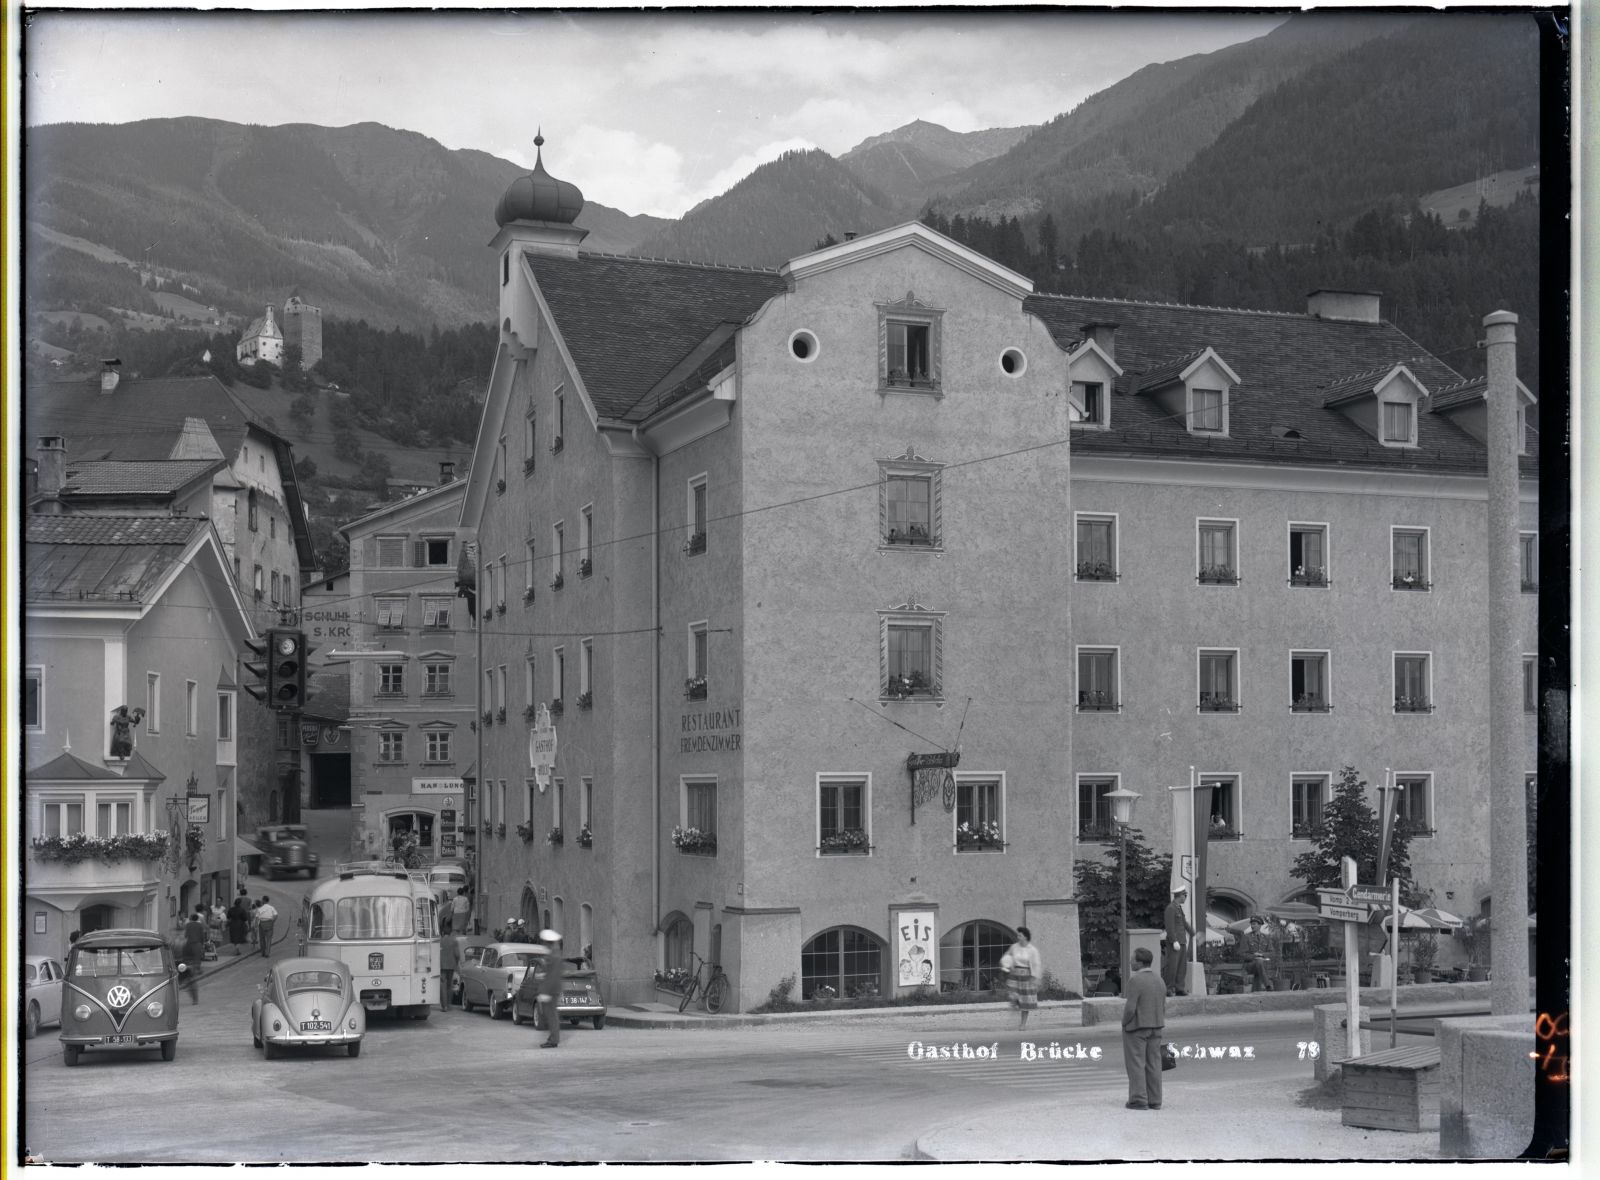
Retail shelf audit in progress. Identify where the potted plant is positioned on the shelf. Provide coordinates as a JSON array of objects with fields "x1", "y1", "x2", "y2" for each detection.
[
  {"x1": 550, "y1": 572, "x2": 564, "y2": 590},
  {"x1": 576, "y1": 690, "x2": 593, "y2": 710},
  {"x1": 1457, "y1": 916, "x2": 1491, "y2": 980},
  {"x1": 577, "y1": 825, "x2": 593, "y2": 848},
  {"x1": 523, "y1": 586, "x2": 536, "y2": 603},
  {"x1": 1198, "y1": 564, "x2": 1236, "y2": 584},
  {"x1": 1411, "y1": 932, "x2": 1438, "y2": 983},
  {"x1": 684, "y1": 676, "x2": 707, "y2": 700},
  {"x1": 546, "y1": 826, "x2": 564, "y2": 846},
  {"x1": 514, "y1": 821, "x2": 535, "y2": 843},
  {"x1": 579, "y1": 557, "x2": 593, "y2": 577},
  {"x1": 549, "y1": 698, "x2": 564, "y2": 717},
  {"x1": 671, "y1": 825, "x2": 716, "y2": 855},
  {"x1": 955, "y1": 820, "x2": 1004, "y2": 851},
  {"x1": 1075, "y1": 559, "x2": 1116, "y2": 581},
  {"x1": 683, "y1": 531, "x2": 706, "y2": 556}
]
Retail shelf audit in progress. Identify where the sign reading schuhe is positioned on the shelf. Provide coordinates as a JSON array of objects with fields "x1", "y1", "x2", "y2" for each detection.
[
  {"x1": 895, "y1": 910, "x2": 938, "y2": 989},
  {"x1": 680, "y1": 706, "x2": 741, "y2": 754}
]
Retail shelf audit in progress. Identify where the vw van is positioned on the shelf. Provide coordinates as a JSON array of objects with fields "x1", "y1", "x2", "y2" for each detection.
[{"x1": 59, "y1": 928, "x2": 180, "y2": 1065}]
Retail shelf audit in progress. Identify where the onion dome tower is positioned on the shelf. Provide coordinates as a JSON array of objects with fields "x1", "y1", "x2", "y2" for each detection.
[
  {"x1": 490, "y1": 131, "x2": 589, "y2": 357},
  {"x1": 495, "y1": 131, "x2": 585, "y2": 227}
]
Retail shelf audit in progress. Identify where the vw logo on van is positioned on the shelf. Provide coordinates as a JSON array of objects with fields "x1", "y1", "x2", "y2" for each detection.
[{"x1": 106, "y1": 985, "x2": 133, "y2": 1008}]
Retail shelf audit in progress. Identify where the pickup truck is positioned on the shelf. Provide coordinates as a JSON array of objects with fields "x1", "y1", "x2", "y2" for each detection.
[{"x1": 241, "y1": 824, "x2": 320, "y2": 880}]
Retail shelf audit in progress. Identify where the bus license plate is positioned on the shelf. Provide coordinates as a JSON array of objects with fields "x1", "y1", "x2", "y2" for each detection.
[
  {"x1": 100, "y1": 1034, "x2": 135, "y2": 1044},
  {"x1": 300, "y1": 1020, "x2": 333, "y2": 1032}
]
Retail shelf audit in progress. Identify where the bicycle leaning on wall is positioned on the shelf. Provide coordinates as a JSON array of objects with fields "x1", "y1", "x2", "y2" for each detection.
[{"x1": 678, "y1": 950, "x2": 729, "y2": 1014}]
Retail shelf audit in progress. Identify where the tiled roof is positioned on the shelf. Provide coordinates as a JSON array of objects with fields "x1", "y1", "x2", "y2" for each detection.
[
  {"x1": 1132, "y1": 349, "x2": 1209, "y2": 393},
  {"x1": 63, "y1": 459, "x2": 222, "y2": 497},
  {"x1": 24, "y1": 375, "x2": 258, "y2": 463},
  {"x1": 528, "y1": 252, "x2": 786, "y2": 421},
  {"x1": 1429, "y1": 376, "x2": 1488, "y2": 411},
  {"x1": 1022, "y1": 293, "x2": 1536, "y2": 473},
  {"x1": 1318, "y1": 362, "x2": 1408, "y2": 406},
  {"x1": 120, "y1": 750, "x2": 167, "y2": 782},
  {"x1": 25, "y1": 515, "x2": 204, "y2": 603},
  {"x1": 26, "y1": 750, "x2": 127, "y2": 781}
]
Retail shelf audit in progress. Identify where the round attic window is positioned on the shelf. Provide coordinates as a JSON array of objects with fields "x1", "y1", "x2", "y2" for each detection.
[
  {"x1": 1000, "y1": 348, "x2": 1027, "y2": 376},
  {"x1": 790, "y1": 330, "x2": 819, "y2": 362}
]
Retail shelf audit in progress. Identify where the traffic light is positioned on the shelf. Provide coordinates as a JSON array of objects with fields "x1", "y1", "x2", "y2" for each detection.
[
  {"x1": 267, "y1": 628, "x2": 308, "y2": 710},
  {"x1": 242, "y1": 637, "x2": 268, "y2": 702}
]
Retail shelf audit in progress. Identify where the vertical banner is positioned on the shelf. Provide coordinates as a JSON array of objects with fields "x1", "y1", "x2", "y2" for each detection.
[
  {"x1": 1169, "y1": 781, "x2": 1197, "y2": 932},
  {"x1": 894, "y1": 909, "x2": 938, "y2": 988},
  {"x1": 1375, "y1": 767, "x2": 1398, "y2": 885},
  {"x1": 1192, "y1": 771, "x2": 1215, "y2": 940}
]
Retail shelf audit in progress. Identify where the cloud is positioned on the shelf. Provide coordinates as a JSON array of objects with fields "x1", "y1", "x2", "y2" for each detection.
[{"x1": 554, "y1": 125, "x2": 689, "y2": 220}]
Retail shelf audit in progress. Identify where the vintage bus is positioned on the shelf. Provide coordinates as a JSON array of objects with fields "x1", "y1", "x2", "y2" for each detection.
[{"x1": 298, "y1": 864, "x2": 439, "y2": 1019}]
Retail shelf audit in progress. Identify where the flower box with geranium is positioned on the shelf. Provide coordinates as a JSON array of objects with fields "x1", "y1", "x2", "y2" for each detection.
[
  {"x1": 31, "y1": 831, "x2": 170, "y2": 864},
  {"x1": 684, "y1": 676, "x2": 707, "y2": 701},
  {"x1": 578, "y1": 557, "x2": 592, "y2": 578},
  {"x1": 819, "y1": 828, "x2": 870, "y2": 855},
  {"x1": 683, "y1": 531, "x2": 706, "y2": 556},
  {"x1": 955, "y1": 820, "x2": 1004, "y2": 851},
  {"x1": 577, "y1": 825, "x2": 593, "y2": 848},
  {"x1": 549, "y1": 698, "x2": 564, "y2": 717},
  {"x1": 576, "y1": 690, "x2": 593, "y2": 710},
  {"x1": 1076, "y1": 559, "x2": 1116, "y2": 582},
  {"x1": 885, "y1": 670, "x2": 929, "y2": 700},
  {"x1": 654, "y1": 967, "x2": 691, "y2": 995},
  {"x1": 515, "y1": 822, "x2": 536, "y2": 843},
  {"x1": 1198, "y1": 564, "x2": 1237, "y2": 585},
  {"x1": 1291, "y1": 566, "x2": 1328, "y2": 587},
  {"x1": 671, "y1": 826, "x2": 716, "y2": 855},
  {"x1": 550, "y1": 572, "x2": 564, "y2": 591},
  {"x1": 547, "y1": 826, "x2": 564, "y2": 846}
]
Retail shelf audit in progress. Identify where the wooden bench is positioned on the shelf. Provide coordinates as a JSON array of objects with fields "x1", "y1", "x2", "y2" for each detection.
[{"x1": 1340, "y1": 1044, "x2": 1442, "y2": 1132}]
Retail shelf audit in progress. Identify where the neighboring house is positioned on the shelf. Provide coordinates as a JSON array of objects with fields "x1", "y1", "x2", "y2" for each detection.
[
  {"x1": 236, "y1": 304, "x2": 284, "y2": 367},
  {"x1": 24, "y1": 515, "x2": 256, "y2": 960},
  {"x1": 25, "y1": 368, "x2": 319, "y2": 830},
  {"x1": 460, "y1": 144, "x2": 1537, "y2": 1009},
  {"x1": 337, "y1": 472, "x2": 474, "y2": 869}
]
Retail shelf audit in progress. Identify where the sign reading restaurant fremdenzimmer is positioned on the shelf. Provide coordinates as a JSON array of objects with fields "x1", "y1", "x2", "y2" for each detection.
[{"x1": 895, "y1": 910, "x2": 938, "y2": 989}]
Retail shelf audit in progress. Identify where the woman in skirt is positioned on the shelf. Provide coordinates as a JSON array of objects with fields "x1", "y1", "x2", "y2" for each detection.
[{"x1": 1000, "y1": 926, "x2": 1043, "y2": 1030}]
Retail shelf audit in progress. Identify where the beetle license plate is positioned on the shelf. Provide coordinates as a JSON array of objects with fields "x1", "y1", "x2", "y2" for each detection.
[
  {"x1": 300, "y1": 1020, "x2": 333, "y2": 1032},
  {"x1": 99, "y1": 1034, "x2": 135, "y2": 1044}
]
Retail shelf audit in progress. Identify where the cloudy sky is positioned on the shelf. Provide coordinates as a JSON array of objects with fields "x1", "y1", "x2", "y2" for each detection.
[{"x1": 23, "y1": 9, "x2": 1287, "y2": 219}]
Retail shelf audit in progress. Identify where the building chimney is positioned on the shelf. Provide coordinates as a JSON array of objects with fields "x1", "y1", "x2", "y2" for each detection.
[
  {"x1": 1306, "y1": 289, "x2": 1381, "y2": 323},
  {"x1": 1081, "y1": 321, "x2": 1119, "y2": 362},
  {"x1": 843, "y1": 231, "x2": 858, "y2": 242},
  {"x1": 36, "y1": 436, "x2": 67, "y2": 504},
  {"x1": 440, "y1": 461, "x2": 456, "y2": 485},
  {"x1": 100, "y1": 358, "x2": 122, "y2": 394}
]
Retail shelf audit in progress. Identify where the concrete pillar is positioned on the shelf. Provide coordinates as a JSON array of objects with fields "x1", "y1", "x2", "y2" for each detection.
[
  {"x1": 1023, "y1": 898, "x2": 1081, "y2": 996},
  {"x1": 1312, "y1": 1001, "x2": 1371, "y2": 1083},
  {"x1": 1438, "y1": 1015, "x2": 1535, "y2": 1156},
  {"x1": 1483, "y1": 310, "x2": 1531, "y2": 1016}
]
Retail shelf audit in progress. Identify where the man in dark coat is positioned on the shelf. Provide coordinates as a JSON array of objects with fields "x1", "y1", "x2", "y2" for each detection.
[
  {"x1": 180, "y1": 907, "x2": 207, "y2": 1003},
  {"x1": 1121, "y1": 946, "x2": 1166, "y2": 1109},
  {"x1": 537, "y1": 929, "x2": 566, "y2": 1048},
  {"x1": 1162, "y1": 887, "x2": 1194, "y2": 996}
]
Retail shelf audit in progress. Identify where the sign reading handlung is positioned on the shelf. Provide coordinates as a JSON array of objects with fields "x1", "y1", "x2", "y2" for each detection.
[
  {"x1": 413, "y1": 778, "x2": 464, "y2": 795},
  {"x1": 895, "y1": 910, "x2": 938, "y2": 988}
]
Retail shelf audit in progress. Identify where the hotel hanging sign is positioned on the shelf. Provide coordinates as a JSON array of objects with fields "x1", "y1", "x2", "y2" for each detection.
[{"x1": 907, "y1": 750, "x2": 960, "y2": 823}]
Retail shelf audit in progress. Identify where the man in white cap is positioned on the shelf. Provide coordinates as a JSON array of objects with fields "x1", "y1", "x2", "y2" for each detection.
[
  {"x1": 536, "y1": 929, "x2": 565, "y2": 1048},
  {"x1": 1162, "y1": 887, "x2": 1194, "y2": 997}
]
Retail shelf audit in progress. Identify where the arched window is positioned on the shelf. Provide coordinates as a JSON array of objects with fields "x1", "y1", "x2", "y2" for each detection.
[
  {"x1": 801, "y1": 925, "x2": 883, "y2": 999},
  {"x1": 939, "y1": 919, "x2": 1013, "y2": 992},
  {"x1": 662, "y1": 913, "x2": 693, "y2": 973}
]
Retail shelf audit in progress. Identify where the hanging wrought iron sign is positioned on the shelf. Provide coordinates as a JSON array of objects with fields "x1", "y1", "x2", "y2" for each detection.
[{"x1": 907, "y1": 750, "x2": 960, "y2": 824}]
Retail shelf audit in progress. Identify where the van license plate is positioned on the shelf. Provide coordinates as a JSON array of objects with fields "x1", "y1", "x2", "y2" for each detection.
[
  {"x1": 300, "y1": 1021, "x2": 333, "y2": 1032},
  {"x1": 100, "y1": 1034, "x2": 135, "y2": 1044}
]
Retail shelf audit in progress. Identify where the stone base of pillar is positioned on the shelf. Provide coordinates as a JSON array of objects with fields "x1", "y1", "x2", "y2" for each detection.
[{"x1": 1439, "y1": 1015, "x2": 1535, "y2": 1157}]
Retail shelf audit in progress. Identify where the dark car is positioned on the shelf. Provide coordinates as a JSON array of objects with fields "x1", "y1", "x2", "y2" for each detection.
[
  {"x1": 250, "y1": 956, "x2": 365, "y2": 1058},
  {"x1": 512, "y1": 956, "x2": 607, "y2": 1031},
  {"x1": 59, "y1": 929, "x2": 180, "y2": 1065},
  {"x1": 246, "y1": 824, "x2": 320, "y2": 880}
]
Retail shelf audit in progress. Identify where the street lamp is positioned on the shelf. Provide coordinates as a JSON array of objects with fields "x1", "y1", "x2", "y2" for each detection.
[{"x1": 1104, "y1": 785, "x2": 1141, "y2": 993}]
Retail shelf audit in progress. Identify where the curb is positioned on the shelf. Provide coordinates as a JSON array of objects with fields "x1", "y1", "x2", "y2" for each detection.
[{"x1": 606, "y1": 998, "x2": 1084, "y2": 1030}]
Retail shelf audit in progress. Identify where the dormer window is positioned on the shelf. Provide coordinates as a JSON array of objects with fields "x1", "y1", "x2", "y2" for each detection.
[
  {"x1": 1070, "y1": 382, "x2": 1105, "y2": 427},
  {"x1": 1191, "y1": 388, "x2": 1225, "y2": 433},
  {"x1": 1381, "y1": 401, "x2": 1416, "y2": 446}
]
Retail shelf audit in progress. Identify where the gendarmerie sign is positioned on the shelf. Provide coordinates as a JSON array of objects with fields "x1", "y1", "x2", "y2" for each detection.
[{"x1": 680, "y1": 706, "x2": 741, "y2": 754}]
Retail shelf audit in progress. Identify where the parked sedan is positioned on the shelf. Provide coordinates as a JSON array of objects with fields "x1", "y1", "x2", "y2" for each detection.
[
  {"x1": 250, "y1": 957, "x2": 365, "y2": 1059},
  {"x1": 512, "y1": 956, "x2": 608, "y2": 1031},
  {"x1": 457, "y1": 942, "x2": 546, "y2": 1020},
  {"x1": 24, "y1": 955, "x2": 65, "y2": 1038}
]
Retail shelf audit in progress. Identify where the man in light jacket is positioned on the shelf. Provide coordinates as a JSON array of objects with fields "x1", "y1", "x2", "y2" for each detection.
[
  {"x1": 537, "y1": 929, "x2": 566, "y2": 1048},
  {"x1": 1121, "y1": 946, "x2": 1167, "y2": 1110}
]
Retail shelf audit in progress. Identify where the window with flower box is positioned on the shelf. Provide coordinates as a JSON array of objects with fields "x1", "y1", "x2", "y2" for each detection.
[
  {"x1": 1197, "y1": 520, "x2": 1237, "y2": 584},
  {"x1": 1290, "y1": 651, "x2": 1330, "y2": 712},
  {"x1": 818, "y1": 775, "x2": 870, "y2": 855},
  {"x1": 878, "y1": 293, "x2": 943, "y2": 393},
  {"x1": 1204, "y1": 775, "x2": 1240, "y2": 839},
  {"x1": 1394, "y1": 653, "x2": 1432, "y2": 713},
  {"x1": 954, "y1": 775, "x2": 1004, "y2": 851},
  {"x1": 880, "y1": 602, "x2": 943, "y2": 701},
  {"x1": 524, "y1": 405, "x2": 536, "y2": 471},
  {"x1": 1392, "y1": 527, "x2": 1430, "y2": 590},
  {"x1": 674, "y1": 779, "x2": 717, "y2": 854},
  {"x1": 579, "y1": 639, "x2": 593, "y2": 708},
  {"x1": 686, "y1": 621, "x2": 708, "y2": 699},
  {"x1": 524, "y1": 540, "x2": 537, "y2": 599},
  {"x1": 552, "y1": 646, "x2": 565, "y2": 711},
  {"x1": 685, "y1": 476, "x2": 708, "y2": 555},
  {"x1": 1394, "y1": 773, "x2": 1433, "y2": 836},
  {"x1": 1288, "y1": 523, "x2": 1329, "y2": 586},
  {"x1": 1520, "y1": 532, "x2": 1538, "y2": 593},
  {"x1": 877, "y1": 449, "x2": 943, "y2": 549},
  {"x1": 552, "y1": 386, "x2": 565, "y2": 452},
  {"x1": 1075, "y1": 513, "x2": 1118, "y2": 581},
  {"x1": 1077, "y1": 647, "x2": 1119, "y2": 712},
  {"x1": 43, "y1": 800, "x2": 84, "y2": 838},
  {"x1": 1198, "y1": 649, "x2": 1239, "y2": 712},
  {"x1": 1077, "y1": 775, "x2": 1118, "y2": 842},
  {"x1": 1290, "y1": 775, "x2": 1327, "y2": 840},
  {"x1": 96, "y1": 799, "x2": 133, "y2": 836},
  {"x1": 551, "y1": 523, "x2": 565, "y2": 588}
]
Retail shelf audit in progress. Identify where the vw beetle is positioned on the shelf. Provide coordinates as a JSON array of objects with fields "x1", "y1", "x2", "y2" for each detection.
[
  {"x1": 59, "y1": 928, "x2": 179, "y2": 1065},
  {"x1": 251, "y1": 956, "x2": 366, "y2": 1058}
]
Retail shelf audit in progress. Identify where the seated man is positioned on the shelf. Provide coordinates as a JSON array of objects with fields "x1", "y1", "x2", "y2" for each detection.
[{"x1": 1239, "y1": 915, "x2": 1274, "y2": 992}]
